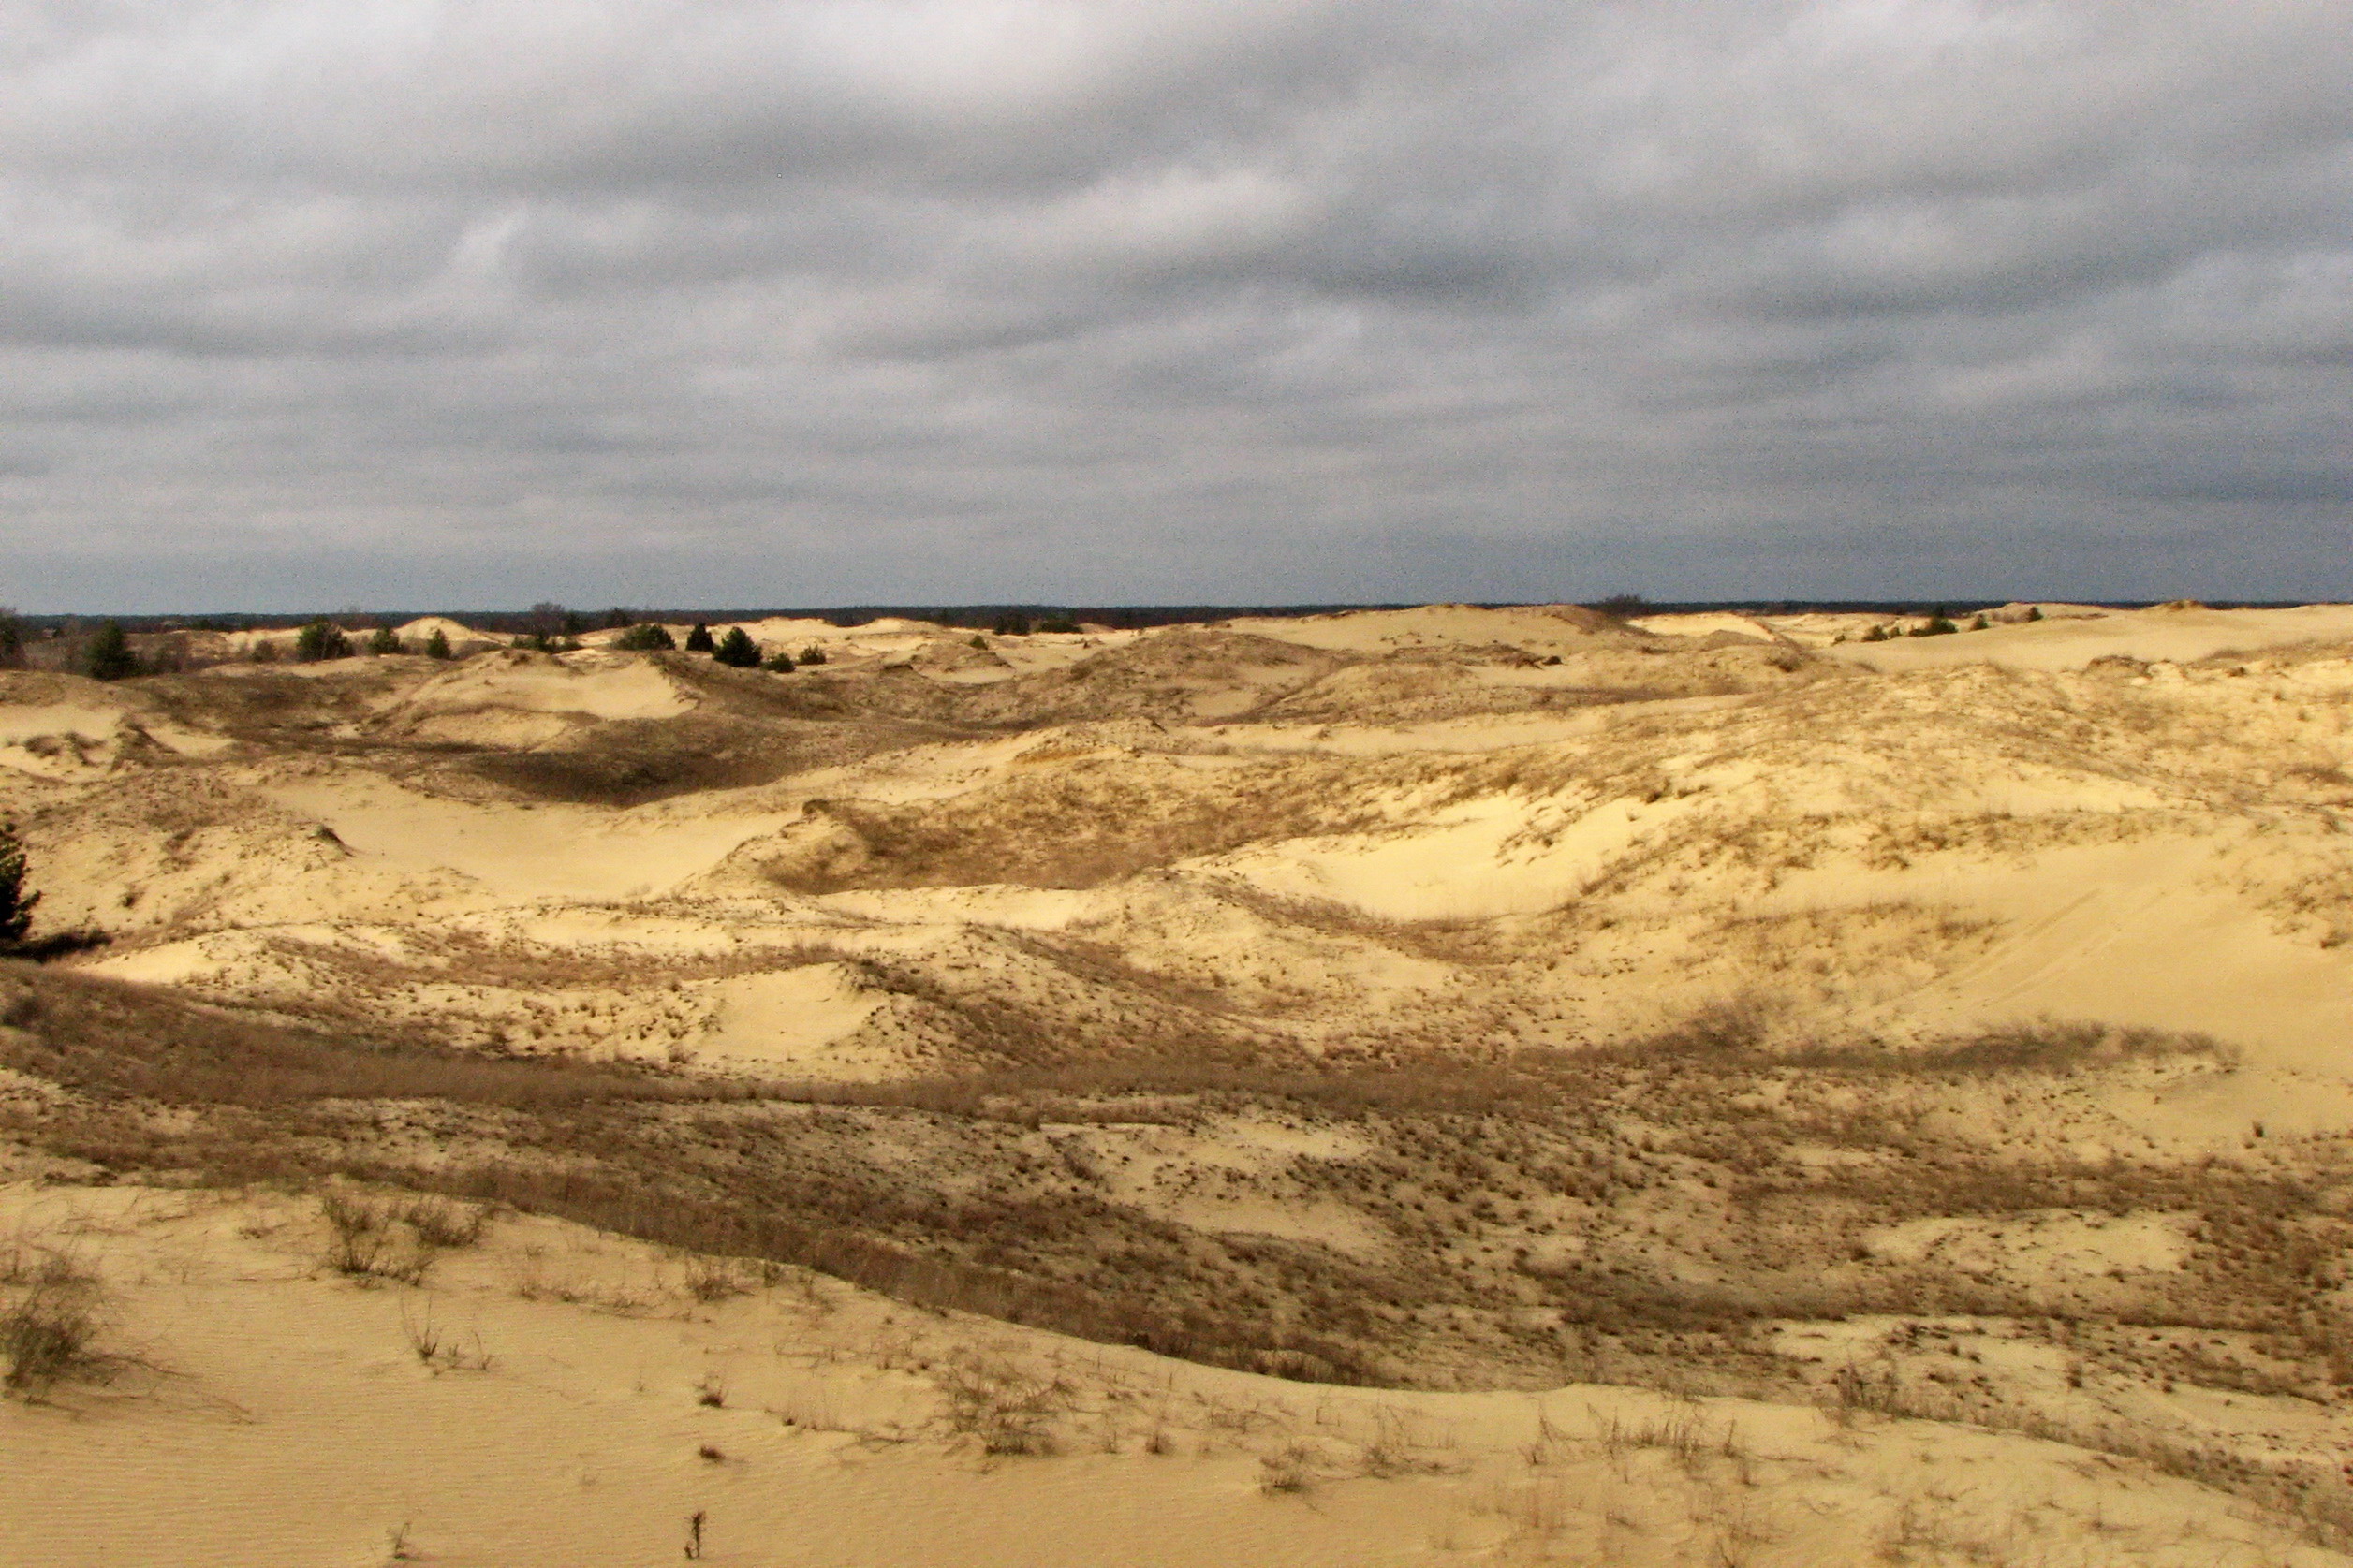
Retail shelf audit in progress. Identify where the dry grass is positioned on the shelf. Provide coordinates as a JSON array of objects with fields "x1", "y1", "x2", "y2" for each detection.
[
  {"x1": 320, "y1": 1191, "x2": 484, "y2": 1285},
  {"x1": 6, "y1": 961, "x2": 2351, "y2": 1545},
  {"x1": 0, "y1": 961, "x2": 733, "y2": 1109},
  {"x1": 935, "y1": 1349, "x2": 1071, "y2": 1457},
  {"x1": 400, "y1": 1303, "x2": 493, "y2": 1372},
  {"x1": 1, "y1": 1239, "x2": 111, "y2": 1399},
  {"x1": 1257, "y1": 1442, "x2": 1320, "y2": 1494},
  {"x1": 766, "y1": 751, "x2": 1391, "y2": 893}
]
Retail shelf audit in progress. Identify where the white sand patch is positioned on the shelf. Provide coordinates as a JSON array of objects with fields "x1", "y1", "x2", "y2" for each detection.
[
  {"x1": 979, "y1": 633, "x2": 1136, "y2": 678},
  {"x1": 260, "y1": 776, "x2": 792, "y2": 902},
  {"x1": 0, "y1": 703, "x2": 134, "y2": 778},
  {"x1": 1226, "y1": 603, "x2": 1621, "y2": 657},
  {"x1": 1780, "y1": 838, "x2": 2353, "y2": 1085},
  {"x1": 0, "y1": 704, "x2": 125, "y2": 745},
  {"x1": 390, "y1": 616, "x2": 504, "y2": 654},
  {"x1": 1200, "y1": 787, "x2": 1699, "y2": 921},
  {"x1": 390, "y1": 649, "x2": 695, "y2": 724},
  {"x1": 1629, "y1": 612, "x2": 1788, "y2": 644},
  {"x1": 678, "y1": 963, "x2": 892, "y2": 1077}
]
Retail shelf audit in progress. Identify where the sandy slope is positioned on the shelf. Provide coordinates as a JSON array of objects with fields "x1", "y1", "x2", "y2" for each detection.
[{"x1": 4, "y1": 1181, "x2": 2340, "y2": 1568}]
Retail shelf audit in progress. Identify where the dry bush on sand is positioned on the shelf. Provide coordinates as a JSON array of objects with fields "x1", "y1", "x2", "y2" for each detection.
[
  {"x1": 1, "y1": 1241, "x2": 112, "y2": 1398},
  {"x1": 934, "y1": 1350, "x2": 1072, "y2": 1457},
  {"x1": 1257, "y1": 1442, "x2": 1320, "y2": 1495},
  {"x1": 320, "y1": 1191, "x2": 483, "y2": 1285}
]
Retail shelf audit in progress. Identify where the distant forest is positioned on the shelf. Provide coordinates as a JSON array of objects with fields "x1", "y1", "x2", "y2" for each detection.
[{"x1": 2, "y1": 597, "x2": 2313, "y2": 637}]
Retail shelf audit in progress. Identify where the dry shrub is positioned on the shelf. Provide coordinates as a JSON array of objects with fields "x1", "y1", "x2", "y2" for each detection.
[
  {"x1": 681, "y1": 1254, "x2": 786, "y2": 1303},
  {"x1": 401, "y1": 1303, "x2": 493, "y2": 1372},
  {"x1": 320, "y1": 1191, "x2": 455, "y2": 1285},
  {"x1": 397, "y1": 1195, "x2": 488, "y2": 1250},
  {"x1": 935, "y1": 1350, "x2": 1070, "y2": 1457},
  {"x1": 1258, "y1": 1443, "x2": 1319, "y2": 1494},
  {"x1": 1357, "y1": 1408, "x2": 1461, "y2": 1478},
  {"x1": 1, "y1": 1243, "x2": 110, "y2": 1398}
]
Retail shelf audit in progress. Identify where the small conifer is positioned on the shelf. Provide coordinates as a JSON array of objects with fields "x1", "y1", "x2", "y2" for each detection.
[
  {"x1": 684, "y1": 623, "x2": 717, "y2": 653},
  {"x1": 295, "y1": 621, "x2": 352, "y2": 661},
  {"x1": 714, "y1": 626, "x2": 761, "y2": 667},
  {"x1": 84, "y1": 622, "x2": 140, "y2": 681},
  {"x1": 0, "y1": 819, "x2": 38, "y2": 947},
  {"x1": 424, "y1": 627, "x2": 453, "y2": 660}
]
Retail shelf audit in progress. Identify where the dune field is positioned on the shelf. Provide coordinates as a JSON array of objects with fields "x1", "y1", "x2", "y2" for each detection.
[{"x1": 6, "y1": 600, "x2": 2353, "y2": 1565}]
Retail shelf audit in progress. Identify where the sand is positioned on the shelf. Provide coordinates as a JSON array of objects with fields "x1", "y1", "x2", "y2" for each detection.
[
  {"x1": 1822, "y1": 603, "x2": 2353, "y2": 672},
  {"x1": 4, "y1": 1181, "x2": 2341, "y2": 1568},
  {"x1": 10, "y1": 603, "x2": 2353, "y2": 1562}
]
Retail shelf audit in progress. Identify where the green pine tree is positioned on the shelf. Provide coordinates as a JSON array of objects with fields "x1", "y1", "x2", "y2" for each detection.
[
  {"x1": 368, "y1": 625, "x2": 404, "y2": 655},
  {"x1": 84, "y1": 622, "x2": 140, "y2": 681},
  {"x1": 798, "y1": 644, "x2": 828, "y2": 666},
  {"x1": 714, "y1": 626, "x2": 761, "y2": 667},
  {"x1": 295, "y1": 621, "x2": 352, "y2": 661},
  {"x1": 0, "y1": 820, "x2": 38, "y2": 948},
  {"x1": 684, "y1": 623, "x2": 717, "y2": 653},
  {"x1": 616, "y1": 623, "x2": 677, "y2": 652},
  {"x1": 425, "y1": 627, "x2": 453, "y2": 660},
  {"x1": 762, "y1": 650, "x2": 796, "y2": 672}
]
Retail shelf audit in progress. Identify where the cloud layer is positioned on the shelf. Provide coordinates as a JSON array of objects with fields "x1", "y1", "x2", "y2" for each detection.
[{"x1": 5, "y1": 0, "x2": 2348, "y2": 610}]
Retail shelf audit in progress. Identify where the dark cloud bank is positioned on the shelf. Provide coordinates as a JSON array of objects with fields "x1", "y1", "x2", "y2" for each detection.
[{"x1": 3, "y1": 1, "x2": 2347, "y2": 611}]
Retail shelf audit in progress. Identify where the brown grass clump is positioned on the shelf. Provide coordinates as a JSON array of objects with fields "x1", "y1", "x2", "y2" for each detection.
[
  {"x1": 935, "y1": 1350, "x2": 1071, "y2": 1457},
  {"x1": 1257, "y1": 1443, "x2": 1319, "y2": 1495},
  {"x1": 319, "y1": 1191, "x2": 484, "y2": 1285},
  {"x1": 1, "y1": 1242, "x2": 111, "y2": 1399}
]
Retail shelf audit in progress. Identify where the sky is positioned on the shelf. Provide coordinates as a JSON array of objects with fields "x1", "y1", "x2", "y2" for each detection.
[{"x1": 3, "y1": 0, "x2": 2349, "y2": 613}]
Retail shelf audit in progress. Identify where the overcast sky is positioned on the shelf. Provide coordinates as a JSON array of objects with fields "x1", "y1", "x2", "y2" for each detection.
[{"x1": 4, "y1": 1, "x2": 2348, "y2": 612}]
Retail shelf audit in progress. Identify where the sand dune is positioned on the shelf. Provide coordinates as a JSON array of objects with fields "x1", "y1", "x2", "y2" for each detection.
[
  {"x1": 4, "y1": 1182, "x2": 2340, "y2": 1568},
  {"x1": 1824, "y1": 602, "x2": 2353, "y2": 672},
  {"x1": 7, "y1": 603, "x2": 2353, "y2": 1561}
]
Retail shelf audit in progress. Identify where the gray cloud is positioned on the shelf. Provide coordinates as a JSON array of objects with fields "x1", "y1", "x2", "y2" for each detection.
[{"x1": 3, "y1": 0, "x2": 2348, "y2": 611}]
